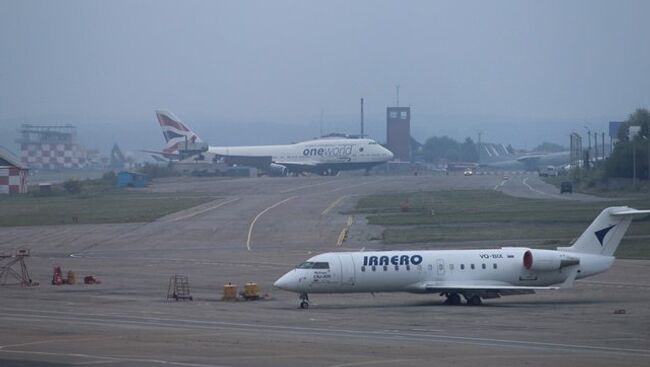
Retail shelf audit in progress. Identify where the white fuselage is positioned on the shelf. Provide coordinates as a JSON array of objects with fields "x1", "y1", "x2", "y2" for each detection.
[
  {"x1": 274, "y1": 248, "x2": 614, "y2": 295},
  {"x1": 207, "y1": 137, "x2": 394, "y2": 173}
]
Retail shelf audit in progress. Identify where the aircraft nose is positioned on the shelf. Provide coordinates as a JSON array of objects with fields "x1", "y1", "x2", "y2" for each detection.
[
  {"x1": 385, "y1": 148, "x2": 394, "y2": 160},
  {"x1": 274, "y1": 272, "x2": 296, "y2": 291}
]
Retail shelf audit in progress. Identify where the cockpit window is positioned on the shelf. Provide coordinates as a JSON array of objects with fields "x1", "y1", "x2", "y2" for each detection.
[{"x1": 297, "y1": 261, "x2": 330, "y2": 269}]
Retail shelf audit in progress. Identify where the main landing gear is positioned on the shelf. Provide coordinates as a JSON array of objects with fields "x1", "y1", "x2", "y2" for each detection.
[
  {"x1": 443, "y1": 293, "x2": 482, "y2": 306},
  {"x1": 299, "y1": 293, "x2": 309, "y2": 309},
  {"x1": 443, "y1": 293, "x2": 462, "y2": 305},
  {"x1": 466, "y1": 295, "x2": 483, "y2": 306}
]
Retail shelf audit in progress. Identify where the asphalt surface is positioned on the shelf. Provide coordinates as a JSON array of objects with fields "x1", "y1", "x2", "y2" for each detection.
[{"x1": 0, "y1": 173, "x2": 647, "y2": 367}]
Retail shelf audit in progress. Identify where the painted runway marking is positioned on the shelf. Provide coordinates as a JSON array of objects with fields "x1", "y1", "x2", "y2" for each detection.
[
  {"x1": 522, "y1": 177, "x2": 558, "y2": 198},
  {"x1": 322, "y1": 195, "x2": 348, "y2": 215},
  {"x1": 1, "y1": 309, "x2": 649, "y2": 358},
  {"x1": 246, "y1": 196, "x2": 297, "y2": 250},
  {"x1": 168, "y1": 197, "x2": 240, "y2": 222},
  {"x1": 336, "y1": 215, "x2": 354, "y2": 246},
  {"x1": 581, "y1": 280, "x2": 650, "y2": 289},
  {"x1": 493, "y1": 179, "x2": 507, "y2": 191},
  {"x1": 328, "y1": 359, "x2": 417, "y2": 367},
  {"x1": 336, "y1": 227, "x2": 348, "y2": 246}
]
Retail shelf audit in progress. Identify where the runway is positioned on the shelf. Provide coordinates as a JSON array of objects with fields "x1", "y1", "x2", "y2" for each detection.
[{"x1": 0, "y1": 174, "x2": 647, "y2": 366}]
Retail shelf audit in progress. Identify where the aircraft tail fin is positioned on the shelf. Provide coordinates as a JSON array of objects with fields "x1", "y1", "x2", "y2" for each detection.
[
  {"x1": 155, "y1": 110, "x2": 203, "y2": 155},
  {"x1": 558, "y1": 206, "x2": 650, "y2": 256}
]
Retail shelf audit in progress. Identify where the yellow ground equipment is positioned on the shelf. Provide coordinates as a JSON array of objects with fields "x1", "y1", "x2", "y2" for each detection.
[
  {"x1": 243, "y1": 282, "x2": 260, "y2": 300},
  {"x1": 222, "y1": 283, "x2": 238, "y2": 301}
]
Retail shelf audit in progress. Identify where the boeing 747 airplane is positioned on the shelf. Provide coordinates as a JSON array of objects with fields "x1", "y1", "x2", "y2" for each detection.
[
  {"x1": 154, "y1": 110, "x2": 394, "y2": 176},
  {"x1": 275, "y1": 206, "x2": 650, "y2": 308}
]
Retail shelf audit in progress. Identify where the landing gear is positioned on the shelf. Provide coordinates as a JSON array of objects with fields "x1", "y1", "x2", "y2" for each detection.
[
  {"x1": 443, "y1": 293, "x2": 462, "y2": 305},
  {"x1": 467, "y1": 295, "x2": 482, "y2": 306},
  {"x1": 299, "y1": 293, "x2": 309, "y2": 309}
]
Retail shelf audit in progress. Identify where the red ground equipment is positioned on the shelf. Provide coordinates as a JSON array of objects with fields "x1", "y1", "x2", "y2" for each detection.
[{"x1": 52, "y1": 266, "x2": 64, "y2": 285}]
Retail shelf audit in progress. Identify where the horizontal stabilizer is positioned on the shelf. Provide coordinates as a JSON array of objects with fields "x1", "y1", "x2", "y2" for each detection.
[{"x1": 611, "y1": 209, "x2": 650, "y2": 216}]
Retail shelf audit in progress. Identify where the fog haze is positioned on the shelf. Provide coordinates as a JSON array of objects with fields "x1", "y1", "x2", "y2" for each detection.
[{"x1": 1, "y1": 0, "x2": 649, "y2": 153}]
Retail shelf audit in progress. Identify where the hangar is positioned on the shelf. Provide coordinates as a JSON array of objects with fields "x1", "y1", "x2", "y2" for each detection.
[{"x1": 0, "y1": 146, "x2": 29, "y2": 194}]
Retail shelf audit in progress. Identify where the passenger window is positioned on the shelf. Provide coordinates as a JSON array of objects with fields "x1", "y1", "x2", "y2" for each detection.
[
  {"x1": 394, "y1": 265, "x2": 399, "y2": 271},
  {"x1": 481, "y1": 263, "x2": 486, "y2": 270},
  {"x1": 372, "y1": 266, "x2": 376, "y2": 272},
  {"x1": 460, "y1": 264, "x2": 465, "y2": 270},
  {"x1": 493, "y1": 263, "x2": 497, "y2": 269},
  {"x1": 383, "y1": 265, "x2": 388, "y2": 271},
  {"x1": 427, "y1": 264, "x2": 433, "y2": 271},
  {"x1": 361, "y1": 266, "x2": 366, "y2": 272},
  {"x1": 406, "y1": 265, "x2": 411, "y2": 271},
  {"x1": 471, "y1": 264, "x2": 475, "y2": 270},
  {"x1": 449, "y1": 264, "x2": 454, "y2": 270}
]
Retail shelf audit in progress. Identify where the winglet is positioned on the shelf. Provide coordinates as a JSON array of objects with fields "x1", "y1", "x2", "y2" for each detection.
[{"x1": 558, "y1": 267, "x2": 579, "y2": 289}]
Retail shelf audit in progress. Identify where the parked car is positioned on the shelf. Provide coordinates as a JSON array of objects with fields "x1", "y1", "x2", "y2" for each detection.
[{"x1": 560, "y1": 181, "x2": 573, "y2": 194}]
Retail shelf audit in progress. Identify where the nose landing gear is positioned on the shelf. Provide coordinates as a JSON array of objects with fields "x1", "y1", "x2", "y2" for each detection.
[{"x1": 299, "y1": 293, "x2": 309, "y2": 309}]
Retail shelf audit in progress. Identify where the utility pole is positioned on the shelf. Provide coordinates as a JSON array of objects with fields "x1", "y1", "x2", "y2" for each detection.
[
  {"x1": 584, "y1": 126, "x2": 591, "y2": 169},
  {"x1": 319, "y1": 108, "x2": 324, "y2": 137},
  {"x1": 644, "y1": 135, "x2": 650, "y2": 186},
  {"x1": 633, "y1": 138, "x2": 637, "y2": 190},
  {"x1": 360, "y1": 98, "x2": 364, "y2": 137},
  {"x1": 594, "y1": 131, "x2": 598, "y2": 161}
]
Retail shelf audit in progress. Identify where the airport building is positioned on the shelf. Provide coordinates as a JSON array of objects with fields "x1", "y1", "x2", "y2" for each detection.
[
  {"x1": 0, "y1": 146, "x2": 29, "y2": 194},
  {"x1": 17, "y1": 124, "x2": 88, "y2": 170},
  {"x1": 386, "y1": 107, "x2": 411, "y2": 161}
]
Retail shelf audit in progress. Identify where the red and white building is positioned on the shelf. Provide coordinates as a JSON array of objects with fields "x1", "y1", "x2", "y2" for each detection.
[
  {"x1": 18, "y1": 124, "x2": 88, "y2": 170},
  {"x1": 0, "y1": 147, "x2": 29, "y2": 194}
]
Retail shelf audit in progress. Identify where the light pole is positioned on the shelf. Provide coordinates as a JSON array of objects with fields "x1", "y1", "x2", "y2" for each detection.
[
  {"x1": 584, "y1": 126, "x2": 591, "y2": 169},
  {"x1": 632, "y1": 138, "x2": 637, "y2": 190},
  {"x1": 642, "y1": 136, "x2": 650, "y2": 190}
]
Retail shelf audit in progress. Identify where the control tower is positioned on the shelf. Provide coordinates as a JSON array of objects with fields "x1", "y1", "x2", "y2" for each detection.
[
  {"x1": 17, "y1": 124, "x2": 88, "y2": 169},
  {"x1": 386, "y1": 107, "x2": 411, "y2": 162}
]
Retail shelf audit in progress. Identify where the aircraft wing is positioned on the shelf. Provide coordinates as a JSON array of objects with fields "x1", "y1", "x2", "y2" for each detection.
[
  {"x1": 421, "y1": 284, "x2": 549, "y2": 296},
  {"x1": 140, "y1": 149, "x2": 180, "y2": 160},
  {"x1": 274, "y1": 161, "x2": 320, "y2": 173},
  {"x1": 410, "y1": 274, "x2": 577, "y2": 296}
]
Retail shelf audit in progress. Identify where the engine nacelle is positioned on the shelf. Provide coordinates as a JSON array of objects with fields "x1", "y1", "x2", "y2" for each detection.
[
  {"x1": 269, "y1": 163, "x2": 288, "y2": 177},
  {"x1": 523, "y1": 249, "x2": 579, "y2": 272}
]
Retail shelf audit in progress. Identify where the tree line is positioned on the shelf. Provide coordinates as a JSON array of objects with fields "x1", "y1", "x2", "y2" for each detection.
[{"x1": 604, "y1": 108, "x2": 650, "y2": 179}]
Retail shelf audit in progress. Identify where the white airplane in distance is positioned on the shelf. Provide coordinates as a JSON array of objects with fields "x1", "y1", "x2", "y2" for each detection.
[
  {"x1": 155, "y1": 110, "x2": 394, "y2": 176},
  {"x1": 275, "y1": 206, "x2": 650, "y2": 308}
]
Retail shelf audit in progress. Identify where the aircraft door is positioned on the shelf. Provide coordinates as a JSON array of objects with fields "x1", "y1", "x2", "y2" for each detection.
[
  {"x1": 338, "y1": 254, "x2": 356, "y2": 286},
  {"x1": 436, "y1": 258, "x2": 445, "y2": 279}
]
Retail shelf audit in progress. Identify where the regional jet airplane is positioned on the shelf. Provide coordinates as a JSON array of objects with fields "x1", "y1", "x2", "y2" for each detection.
[
  {"x1": 275, "y1": 206, "x2": 650, "y2": 308},
  {"x1": 155, "y1": 110, "x2": 394, "y2": 176}
]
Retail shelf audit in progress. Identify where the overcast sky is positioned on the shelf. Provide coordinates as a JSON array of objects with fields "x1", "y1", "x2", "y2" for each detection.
[{"x1": 1, "y1": 0, "x2": 649, "y2": 150}]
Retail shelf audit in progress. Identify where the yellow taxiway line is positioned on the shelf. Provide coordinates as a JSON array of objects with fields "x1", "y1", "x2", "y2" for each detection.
[{"x1": 321, "y1": 195, "x2": 348, "y2": 216}]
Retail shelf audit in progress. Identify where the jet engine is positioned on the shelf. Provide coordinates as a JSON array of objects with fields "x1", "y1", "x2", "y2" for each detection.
[
  {"x1": 269, "y1": 163, "x2": 288, "y2": 176},
  {"x1": 523, "y1": 249, "x2": 579, "y2": 271}
]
